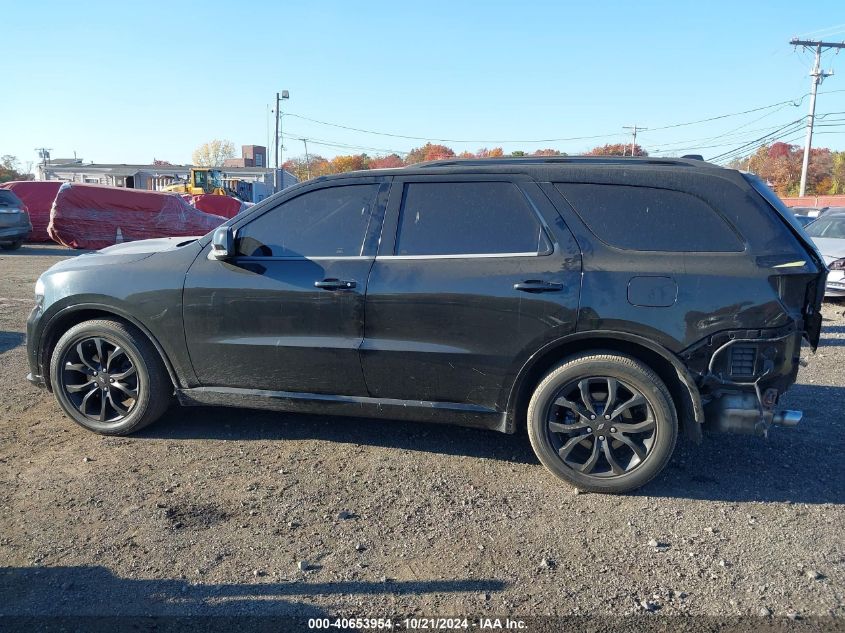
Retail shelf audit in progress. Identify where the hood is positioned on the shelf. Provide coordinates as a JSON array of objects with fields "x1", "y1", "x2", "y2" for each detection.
[
  {"x1": 811, "y1": 237, "x2": 845, "y2": 262},
  {"x1": 45, "y1": 237, "x2": 202, "y2": 274},
  {"x1": 96, "y1": 236, "x2": 201, "y2": 256}
]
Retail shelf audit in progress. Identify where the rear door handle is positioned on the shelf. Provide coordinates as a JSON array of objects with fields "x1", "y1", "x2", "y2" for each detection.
[
  {"x1": 513, "y1": 280, "x2": 563, "y2": 293},
  {"x1": 314, "y1": 278, "x2": 357, "y2": 290}
]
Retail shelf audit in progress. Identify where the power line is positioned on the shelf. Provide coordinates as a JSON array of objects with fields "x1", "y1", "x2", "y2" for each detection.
[
  {"x1": 282, "y1": 93, "x2": 833, "y2": 146},
  {"x1": 707, "y1": 119, "x2": 808, "y2": 162}
]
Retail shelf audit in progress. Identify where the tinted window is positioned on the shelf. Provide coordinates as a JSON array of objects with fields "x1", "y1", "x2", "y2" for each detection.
[
  {"x1": 235, "y1": 184, "x2": 378, "y2": 257},
  {"x1": 0, "y1": 190, "x2": 22, "y2": 207},
  {"x1": 395, "y1": 182, "x2": 551, "y2": 256},
  {"x1": 806, "y1": 216, "x2": 845, "y2": 239},
  {"x1": 556, "y1": 183, "x2": 743, "y2": 252}
]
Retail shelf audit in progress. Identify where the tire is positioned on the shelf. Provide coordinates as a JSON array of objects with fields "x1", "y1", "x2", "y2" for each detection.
[
  {"x1": 49, "y1": 319, "x2": 172, "y2": 435},
  {"x1": 527, "y1": 352, "x2": 677, "y2": 494},
  {"x1": 0, "y1": 239, "x2": 23, "y2": 251}
]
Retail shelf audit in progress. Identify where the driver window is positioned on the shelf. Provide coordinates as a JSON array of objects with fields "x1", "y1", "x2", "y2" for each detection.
[{"x1": 235, "y1": 184, "x2": 379, "y2": 258}]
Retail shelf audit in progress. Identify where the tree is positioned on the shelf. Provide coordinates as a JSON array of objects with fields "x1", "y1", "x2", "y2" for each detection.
[
  {"x1": 192, "y1": 140, "x2": 236, "y2": 167},
  {"x1": 727, "y1": 143, "x2": 843, "y2": 196},
  {"x1": 0, "y1": 155, "x2": 33, "y2": 183},
  {"x1": 475, "y1": 147, "x2": 504, "y2": 159},
  {"x1": 587, "y1": 143, "x2": 647, "y2": 157},
  {"x1": 370, "y1": 154, "x2": 405, "y2": 169},
  {"x1": 330, "y1": 154, "x2": 369, "y2": 173},
  {"x1": 405, "y1": 143, "x2": 455, "y2": 164},
  {"x1": 532, "y1": 149, "x2": 563, "y2": 156}
]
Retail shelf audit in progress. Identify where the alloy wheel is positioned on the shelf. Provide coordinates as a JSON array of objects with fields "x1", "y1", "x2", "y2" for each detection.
[
  {"x1": 59, "y1": 336, "x2": 139, "y2": 424},
  {"x1": 545, "y1": 376, "x2": 657, "y2": 478}
]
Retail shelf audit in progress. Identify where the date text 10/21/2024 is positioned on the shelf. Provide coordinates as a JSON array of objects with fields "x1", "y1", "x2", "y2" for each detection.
[{"x1": 307, "y1": 618, "x2": 528, "y2": 630}]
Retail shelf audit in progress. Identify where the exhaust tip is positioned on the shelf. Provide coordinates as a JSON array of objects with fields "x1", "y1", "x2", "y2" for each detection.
[{"x1": 773, "y1": 410, "x2": 802, "y2": 427}]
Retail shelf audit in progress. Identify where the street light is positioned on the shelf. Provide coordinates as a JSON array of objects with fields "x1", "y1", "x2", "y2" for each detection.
[{"x1": 274, "y1": 90, "x2": 290, "y2": 191}]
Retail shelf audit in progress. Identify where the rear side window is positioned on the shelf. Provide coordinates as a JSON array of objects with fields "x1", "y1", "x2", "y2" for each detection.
[
  {"x1": 0, "y1": 190, "x2": 22, "y2": 207},
  {"x1": 555, "y1": 183, "x2": 743, "y2": 252},
  {"x1": 395, "y1": 181, "x2": 551, "y2": 256},
  {"x1": 235, "y1": 184, "x2": 378, "y2": 257}
]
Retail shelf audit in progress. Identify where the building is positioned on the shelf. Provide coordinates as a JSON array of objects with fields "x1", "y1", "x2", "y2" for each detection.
[
  {"x1": 223, "y1": 145, "x2": 267, "y2": 168},
  {"x1": 36, "y1": 158, "x2": 297, "y2": 202}
]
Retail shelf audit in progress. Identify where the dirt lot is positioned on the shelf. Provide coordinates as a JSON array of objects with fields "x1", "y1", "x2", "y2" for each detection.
[{"x1": 1, "y1": 245, "x2": 843, "y2": 624}]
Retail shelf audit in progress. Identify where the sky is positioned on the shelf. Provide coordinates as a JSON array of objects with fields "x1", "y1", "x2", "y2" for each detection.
[{"x1": 3, "y1": 0, "x2": 845, "y2": 172}]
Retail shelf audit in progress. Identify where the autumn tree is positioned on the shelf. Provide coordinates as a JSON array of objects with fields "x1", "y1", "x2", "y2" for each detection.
[
  {"x1": 0, "y1": 155, "x2": 32, "y2": 183},
  {"x1": 533, "y1": 149, "x2": 563, "y2": 156},
  {"x1": 587, "y1": 143, "x2": 647, "y2": 157},
  {"x1": 405, "y1": 143, "x2": 456, "y2": 164},
  {"x1": 370, "y1": 154, "x2": 405, "y2": 169},
  {"x1": 329, "y1": 154, "x2": 369, "y2": 173},
  {"x1": 192, "y1": 139, "x2": 236, "y2": 167},
  {"x1": 475, "y1": 147, "x2": 505, "y2": 159}
]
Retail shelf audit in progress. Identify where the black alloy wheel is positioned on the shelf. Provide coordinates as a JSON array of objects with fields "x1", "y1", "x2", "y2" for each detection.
[
  {"x1": 527, "y1": 353, "x2": 677, "y2": 493},
  {"x1": 50, "y1": 319, "x2": 172, "y2": 435},
  {"x1": 545, "y1": 376, "x2": 656, "y2": 477},
  {"x1": 59, "y1": 336, "x2": 139, "y2": 424}
]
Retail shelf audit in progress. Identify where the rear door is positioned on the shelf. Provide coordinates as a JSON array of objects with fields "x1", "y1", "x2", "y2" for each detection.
[
  {"x1": 360, "y1": 175, "x2": 582, "y2": 411},
  {"x1": 183, "y1": 176, "x2": 389, "y2": 395}
]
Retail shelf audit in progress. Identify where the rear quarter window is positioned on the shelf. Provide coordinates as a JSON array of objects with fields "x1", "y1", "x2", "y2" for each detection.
[
  {"x1": 555, "y1": 183, "x2": 743, "y2": 252},
  {"x1": 0, "y1": 190, "x2": 23, "y2": 206}
]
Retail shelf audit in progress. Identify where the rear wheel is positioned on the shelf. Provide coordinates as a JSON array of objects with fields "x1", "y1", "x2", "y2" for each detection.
[
  {"x1": 50, "y1": 319, "x2": 172, "y2": 435},
  {"x1": 527, "y1": 352, "x2": 677, "y2": 494},
  {"x1": 0, "y1": 239, "x2": 23, "y2": 250}
]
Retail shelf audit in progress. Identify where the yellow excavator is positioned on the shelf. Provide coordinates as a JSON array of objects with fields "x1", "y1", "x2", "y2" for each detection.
[{"x1": 162, "y1": 168, "x2": 229, "y2": 195}]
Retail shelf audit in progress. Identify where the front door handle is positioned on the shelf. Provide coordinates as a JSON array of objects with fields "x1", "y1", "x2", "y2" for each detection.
[
  {"x1": 314, "y1": 278, "x2": 357, "y2": 290},
  {"x1": 513, "y1": 280, "x2": 563, "y2": 293}
]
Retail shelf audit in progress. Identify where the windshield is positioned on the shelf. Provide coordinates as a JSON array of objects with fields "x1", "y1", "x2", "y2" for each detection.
[{"x1": 806, "y1": 216, "x2": 845, "y2": 239}]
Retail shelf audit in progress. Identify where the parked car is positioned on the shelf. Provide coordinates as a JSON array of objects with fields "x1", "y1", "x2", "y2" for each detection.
[
  {"x1": 805, "y1": 211, "x2": 845, "y2": 297},
  {"x1": 26, "y1": 157, "x2": 826, "y2": 493},
  {"x1": 793, "y1": 214, "x2": 816, "y2": 228},
  {"x1": 0, "y1": 189, "x2": 32, "y2": 250},
  {"x1": 790, "y1": 205, "x2": 823, "y2": 218}
]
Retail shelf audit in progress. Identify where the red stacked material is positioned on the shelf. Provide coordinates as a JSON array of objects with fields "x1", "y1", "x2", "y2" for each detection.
[
  {"x1": 0, "y1": 181, "x2": 62, "y2": 242},
  {"x1": 48, "y1": 183, "x2": 226, "y2": 250},
  {"x1": 190, "y1": 194, "x2": 243, "y2": 219}
]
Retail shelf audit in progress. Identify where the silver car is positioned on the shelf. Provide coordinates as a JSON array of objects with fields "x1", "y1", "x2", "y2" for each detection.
[{"x1": 806, "y1": 212, "x2": 845, "y2": 297}]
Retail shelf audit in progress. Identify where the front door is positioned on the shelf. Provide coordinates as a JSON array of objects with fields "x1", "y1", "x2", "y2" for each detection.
[
  {"x1": 183, "y1": 177, "x2": 389, "y2": 395},
  {"x1": 360, "y1": 176, "x2": 582, "y2": 411}
]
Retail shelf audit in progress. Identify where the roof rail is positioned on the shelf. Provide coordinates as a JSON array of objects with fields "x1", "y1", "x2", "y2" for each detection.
[{"x1": 411, "y1": 155, "x2": 710, "y2": 168}]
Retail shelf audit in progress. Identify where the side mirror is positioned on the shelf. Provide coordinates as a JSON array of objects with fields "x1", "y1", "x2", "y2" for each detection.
[{"x1": 209, "y1": 225, "x2": 234, "y2": 260}]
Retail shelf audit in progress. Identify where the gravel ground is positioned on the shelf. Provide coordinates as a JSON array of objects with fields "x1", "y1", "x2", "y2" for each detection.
[{"x1": 0, "y1": 245, "x2": 843, "y2": 626}]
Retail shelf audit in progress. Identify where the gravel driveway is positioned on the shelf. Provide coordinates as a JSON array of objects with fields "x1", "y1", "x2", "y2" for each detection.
[{"x1": 1, "y1": 245, "x2": 842, "y2": 627}]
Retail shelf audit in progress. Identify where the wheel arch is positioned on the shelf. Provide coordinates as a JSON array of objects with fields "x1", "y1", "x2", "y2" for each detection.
[
  {"x1": 506, "y1": 331, "x2": 703, "y2": 441},
  {"x1": 39, "y1": 304, "x2": 180, "y2": 392}
]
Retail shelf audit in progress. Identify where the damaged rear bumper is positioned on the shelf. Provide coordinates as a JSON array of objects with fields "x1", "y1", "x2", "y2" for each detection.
[{"x1": 681, "y1": 326, "x2": 805, "y2": 437}]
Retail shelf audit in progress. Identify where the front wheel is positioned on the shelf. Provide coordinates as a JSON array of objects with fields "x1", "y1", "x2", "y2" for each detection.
[
  {"x1": 49, "y1": 319, "x2": 172, "y2": 435},
  {"x1": 527, "y1": 352, "x2": 677, "y2": 494}
]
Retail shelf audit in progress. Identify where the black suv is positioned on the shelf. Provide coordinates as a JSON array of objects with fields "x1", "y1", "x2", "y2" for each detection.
[
  {"x1": 26, "y1": 157, "x2": 826, "y2": 493},
  {"x1": 0, "y1": 189, "x2": 32, "y2": 250}
]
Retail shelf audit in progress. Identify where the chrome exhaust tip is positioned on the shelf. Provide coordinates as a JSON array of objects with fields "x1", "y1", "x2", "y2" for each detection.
[{"x1": 772, "y1": 410, "x2": 802, "y2": 427}]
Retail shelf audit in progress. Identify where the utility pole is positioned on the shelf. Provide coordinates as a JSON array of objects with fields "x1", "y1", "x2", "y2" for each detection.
[
  {"x1": 301, "y1": 138, "x2": 311, "y2": 180},
  {"x1": 34, "y1": 148, "x2": 52, "y2": 178},
  {"x1": 273, "y1": 90, "x2": 289, "y2": 191},
  {"x1": 790, "y1": 38, "x2": 844, "y2": 197},
  {"x1": 622, "y1": 125, "x2": 646, "y2": 156}
]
